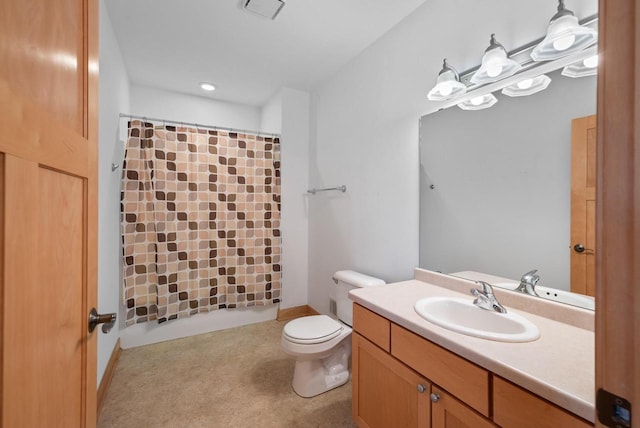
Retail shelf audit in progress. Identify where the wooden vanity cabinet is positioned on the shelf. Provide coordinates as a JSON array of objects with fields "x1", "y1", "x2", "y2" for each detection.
[
  {"x1": 352, "y1": 304, "x2": 493, "y2": 428},
  {"x1": 352, "y1": 333, "x2": 431, "y2": 428},
  {"x1": 431, "y1": 386, "x2": 498, "y2": 428},
  {"x1": 493, "y1": 377, "x2": 592, "y2": 428},
  {"x1": 351, "y1": 303, "x2": 593, "y2": 428}
]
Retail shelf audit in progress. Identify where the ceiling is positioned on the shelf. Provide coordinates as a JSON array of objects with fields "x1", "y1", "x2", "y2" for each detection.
[{"x1": 105, "y1": 0, "x2": 428, "y2": 107}]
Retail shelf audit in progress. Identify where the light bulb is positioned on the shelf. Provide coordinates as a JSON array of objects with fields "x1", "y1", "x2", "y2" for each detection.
[
  {"x1": 486, "y1": 64, "x2": 503, "y2": 78},
  {"x1": 552, "y1": 35, "x2": 575, "y2": 51},
  {"x1": 517, "y1": 79, "x2": 533, "y2": 90},
  {"x1": 583, "y1": 55, "x2": 598, "y2": 68},
  {"x1": 439, "y1": 82, "x2": 453, "y2": 97},
  {"x1": 470, "y1": 96, "x2": 484, "y2": 106}
]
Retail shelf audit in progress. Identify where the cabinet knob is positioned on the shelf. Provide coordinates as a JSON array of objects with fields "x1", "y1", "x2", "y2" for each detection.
[
  {"x1": 430, "y1": 393, "x2": 441, "y2": 403},
  {"x1": 417, "y1": 384, "x2": 427, "y2": 393}
]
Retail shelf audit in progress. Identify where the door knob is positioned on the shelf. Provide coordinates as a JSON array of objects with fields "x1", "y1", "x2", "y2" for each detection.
[
  {"x1": 417, "y1": 384, "x2": 427, "y2": 393},
  {"x1": 573, "y1": 244, "x2": 594, "y2": 254},
  {"x1": 88, "y1": 308, "x2": 116, "y2": 333},
  {"x1": 430, "y1": 393, "x2": 441, "y2": 403}
]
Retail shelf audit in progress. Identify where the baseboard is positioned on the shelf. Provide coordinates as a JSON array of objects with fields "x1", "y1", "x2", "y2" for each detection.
[
  {"x1": 97, "y1": 338, "x2": 121, "y2": 417},
  {"x1": 277, "y1": 305, "x2": 320, "y2": 321}
]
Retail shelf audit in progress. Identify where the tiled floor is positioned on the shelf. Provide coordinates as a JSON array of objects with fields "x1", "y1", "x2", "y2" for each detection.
[{"x1": 99, "y1": 320, "x2": 357, "y2": 428}]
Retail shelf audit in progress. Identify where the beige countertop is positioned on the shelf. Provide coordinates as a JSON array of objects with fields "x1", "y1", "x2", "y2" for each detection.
[{"x1": 348, "y1": 271, "x2": 595, "y2": 423}]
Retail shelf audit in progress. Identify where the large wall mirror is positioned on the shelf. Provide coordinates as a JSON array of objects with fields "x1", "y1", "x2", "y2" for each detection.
[{"x1": 419, "y1": 66, "x2": 597, "y2": 310}]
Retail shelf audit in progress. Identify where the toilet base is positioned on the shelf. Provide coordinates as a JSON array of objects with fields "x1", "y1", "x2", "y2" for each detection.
[{"x1": 291, "y1": 338, "x2": 351, "y2": 398}]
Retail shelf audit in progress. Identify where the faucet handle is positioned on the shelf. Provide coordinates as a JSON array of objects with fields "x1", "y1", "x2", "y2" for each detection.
[
  {"x1": 476, "y1": 280, "x2": 495, "y2": 295},
  {"x1": 471, "y1": 281, "x2": 507, "y2": 313},
  {"x1": 470, "y1": 281, "x2": 495, "y2": 298},
  {"x1": 520, "y1": 269, "x2": 540, "y2": 285}
]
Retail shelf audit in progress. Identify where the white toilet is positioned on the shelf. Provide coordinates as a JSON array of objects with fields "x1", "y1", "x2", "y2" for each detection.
[{"x1": 281, "y1": 270, "x2": 385, "y2": 398}]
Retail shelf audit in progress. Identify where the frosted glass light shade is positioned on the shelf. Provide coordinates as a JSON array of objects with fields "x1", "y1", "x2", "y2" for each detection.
[
  {"x1": 471, "y1": 34, "x2": 521, "y2": 85},
  {"x1": 502, "y1": 75, "x2": 552, "y2": 97},
  {"x1": 561, "y1": 55, "x2": 598, "y2": 78},
  {"x1": 457, "y1": 94, "x2": 497, "y2": 111},
  {"x1": 427, "y1": 59, "x2": 467, "y2": 101},
  {"x1": 531, "y1": 1, "x2": 597, "y2": 61}
]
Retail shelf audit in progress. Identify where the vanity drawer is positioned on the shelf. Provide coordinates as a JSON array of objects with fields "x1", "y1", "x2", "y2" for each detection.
[
  {"x1": 391, "y1": 323, "x2": 490, "y2": 417},
  {"x1": 353, "y1": 304, "x2": 391, "y2": 352},
  {"x1": 493, "y1": 376, "x2": 593, "y2": 428}
]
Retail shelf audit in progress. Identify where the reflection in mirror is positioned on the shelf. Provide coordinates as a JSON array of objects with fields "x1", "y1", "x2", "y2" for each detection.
[{"x1": 419, "y1": 67, "x2": 596, "y2": 310}]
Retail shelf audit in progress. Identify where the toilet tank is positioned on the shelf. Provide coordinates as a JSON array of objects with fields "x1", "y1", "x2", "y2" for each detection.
[{"x1": 333, "y1": 270, "x2": 385, "y2": 326}]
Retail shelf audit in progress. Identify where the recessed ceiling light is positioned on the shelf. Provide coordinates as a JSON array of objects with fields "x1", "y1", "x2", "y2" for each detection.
[{"x1": 200, "y1": 82, "x2": 216, "y2": 91}]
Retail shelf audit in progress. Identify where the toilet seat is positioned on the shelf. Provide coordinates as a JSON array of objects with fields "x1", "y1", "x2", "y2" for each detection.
[{"x1": 283, "y1": 315, "x2": 343, "y2": 344}]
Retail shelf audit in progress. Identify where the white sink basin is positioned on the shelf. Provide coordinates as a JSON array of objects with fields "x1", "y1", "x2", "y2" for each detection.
[
  {"x1": 414, "y1": 297, "x2": 540, "y2": 342},
  {"x1": 492, "y1": 282, "x2": 595, "y2": 310},
  {"x1": 535, "y1": 286, "x2": 595, "y2": 310}
]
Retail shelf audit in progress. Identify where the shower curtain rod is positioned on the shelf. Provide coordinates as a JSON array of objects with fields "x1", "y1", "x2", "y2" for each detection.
[{"x1": 119, "y1": 113, "x2": 280, "y2": 138}]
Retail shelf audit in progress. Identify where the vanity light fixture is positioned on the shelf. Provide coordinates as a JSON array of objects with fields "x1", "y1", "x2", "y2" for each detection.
[
  {"x1": 427, "y1": 59, "x2": 467, "y2": 101},
  {"x1": 470, "y1": 34, "x2": 521, "y2": 85},
  {"x1": 530, "y1": 0, "x2": 597, "y2": 61},
  {"x1": 457, "y1": 94, "x2": 497, "y2": 111},
  {"x1": 501, "y1": 75, "x2": 552, "y2": 97},
  {"x1": 561, "y1": 55, "x2": 598, "y2": 78},
  {"x1": 199, "y1": 82, "x2": 216, "y2": 91}
]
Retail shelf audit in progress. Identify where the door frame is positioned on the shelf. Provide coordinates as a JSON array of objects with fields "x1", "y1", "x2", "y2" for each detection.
[{"x1": 595, "y1": 0, "x2": 640, "y2": 425}]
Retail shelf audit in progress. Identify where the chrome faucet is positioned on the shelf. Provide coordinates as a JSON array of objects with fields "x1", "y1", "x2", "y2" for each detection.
[
  {"x1": 515, "y1": 269, "x2": 540, "y2": 296},
  {"x1": 471, "y1": 281, "x2": 507, "y2": 313}
]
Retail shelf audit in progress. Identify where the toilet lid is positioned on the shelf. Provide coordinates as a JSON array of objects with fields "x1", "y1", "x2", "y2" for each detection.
[{"x1": 283, "y1": 315, "x2": 343, "y2": 344}]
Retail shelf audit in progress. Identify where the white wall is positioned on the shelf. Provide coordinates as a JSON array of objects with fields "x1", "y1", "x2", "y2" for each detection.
[
  {"x1": 278, "y1": 89, "x2": 310, "y2": 309},
  {"x1": 260, "y1": 91, "x2": 282, "y2": 133},
  {"x1": 308, "y1": 19, "x2": 424, "y2": 313},
  {"x1": 130, "y1": 85, "x2": 262, "y2": 130},
  {"x1": 260, "y1": 89, "x2": 313, "y2": 310},
  {"x1": 97, "y1": 0, "x2": 130, "y2": 383},
  {"x1": 307, "y1": 0, "x2": 597, "y2": 314},
  {"x1": 261, "y1": 89, "x2": 311, "y2": 310}
]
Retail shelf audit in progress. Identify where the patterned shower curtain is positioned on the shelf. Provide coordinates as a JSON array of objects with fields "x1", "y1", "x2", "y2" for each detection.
[{"x1": 121, "y1": 120, "x2": 282, "y2": 325}]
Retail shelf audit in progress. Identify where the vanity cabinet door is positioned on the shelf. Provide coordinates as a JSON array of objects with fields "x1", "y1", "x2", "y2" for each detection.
[
  {"x1": 352, "y1": 333, "x2": 430, "y2": 428},
  {"x1": 493, "y1": 377, "x2": 593, "y2": 428},
  {"x1": 431, "y1": 386, "x2": 498, "y2": 428}
]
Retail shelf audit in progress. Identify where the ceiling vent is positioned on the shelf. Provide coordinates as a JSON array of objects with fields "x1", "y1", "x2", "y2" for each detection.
[{"x1": 243, "y1": 0, "x2": 285, "y2": 20}]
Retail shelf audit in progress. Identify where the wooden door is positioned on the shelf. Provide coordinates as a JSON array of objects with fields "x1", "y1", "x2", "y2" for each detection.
[
  {"x1": 0, "y1": 0, "x2": 98, "y2": 427},
  {"x1": 431, "y1": 387, "x2": 496, "y2": 428},
  {"x1": 570, "y1": 115, "x2": 596, "y2": 296},
  {"x1": 352, "y1": 333, "x2": 430, "y2": 428}
]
